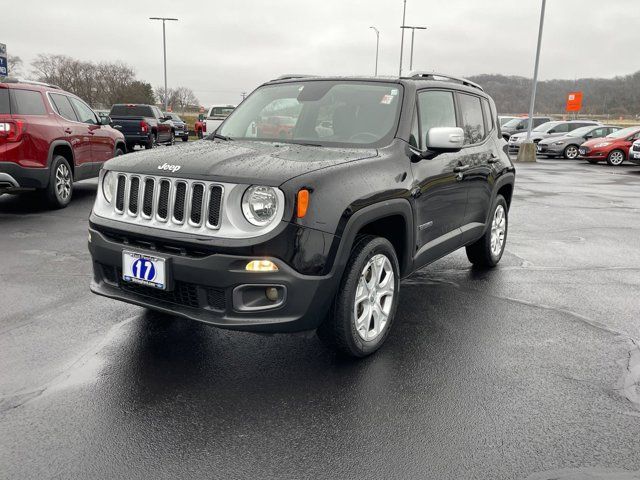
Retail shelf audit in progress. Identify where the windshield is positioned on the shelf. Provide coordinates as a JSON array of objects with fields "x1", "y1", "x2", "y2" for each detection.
[
  {"x1": 210, "y1": 107, "x2": 234, "y2": 118},
  {"x1": 218, "y1": 81, "x2": 403, "y2": 147},
  {"x1": 533, "y1": 121, "x2": 559, "y2": 133},
  {"x1": 606, "y1": 126, "x2": 639, "y2": 139},
  {"x1": 567, "y1": 126, "x2": 594, "y2": 137},
  {"x1": 502, "y1": 118, "x2": 522, "y2": 128}
]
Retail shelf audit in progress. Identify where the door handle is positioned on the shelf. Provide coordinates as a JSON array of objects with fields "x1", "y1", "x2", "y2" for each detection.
[
  {"x1": 64, "y1": 128, "x2": 72, "y2": 134},
  {"x1": 453, "y1": 164, "x2": 470, "y2": 173},
  {"x1": 488, "y1": 154, "x2": 500, "y2": 164}
]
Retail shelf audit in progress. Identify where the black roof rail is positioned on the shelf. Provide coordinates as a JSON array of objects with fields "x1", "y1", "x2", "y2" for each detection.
[
  {"x1": 407, "y1": 71, "x2": 484, "y2": 92},
  {"x1": 1, "y1": 77, "x2": 61, "y2": 89},
  {"x1": 272, "y1": 74, "x2": 317, "y2": 81}
]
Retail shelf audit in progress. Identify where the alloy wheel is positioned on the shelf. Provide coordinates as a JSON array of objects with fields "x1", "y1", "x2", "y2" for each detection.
[
  {"x1": 490, "y1": 205, "x2": 506, "y2": 257},
  {"x1": 565, "y1": 145, "x2": 578, "y2": 159},
  {"x1": 55, "y1": 164, "x2": 72, "y2": 201},
  {"x1": 609, "y1": 151, "x2": 624, "y2": 165},
  {"x1": 353, "y1": 253, "x2": 395, "y2": 342}
]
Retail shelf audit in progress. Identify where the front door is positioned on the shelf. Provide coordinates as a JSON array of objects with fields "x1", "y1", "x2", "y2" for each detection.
[
  {"x1": 69, "y1": 96, "x2": 109, "y2": 176},
  {"x1": 49, "y1": 93, "x2": 93, "y2": 177},
  {"x1": 411, "y1": 90, "x2": 468, "y2": 268}
]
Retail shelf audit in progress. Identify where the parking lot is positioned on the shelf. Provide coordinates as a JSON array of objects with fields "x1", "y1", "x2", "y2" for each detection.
[{"x1": 1, "y1": 153, "x2": 639, "y2": 479}]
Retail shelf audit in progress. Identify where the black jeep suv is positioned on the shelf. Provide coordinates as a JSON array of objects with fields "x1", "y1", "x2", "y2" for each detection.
[{"x1": 88, "y1": 73, "x2": 515, "y2": 357}]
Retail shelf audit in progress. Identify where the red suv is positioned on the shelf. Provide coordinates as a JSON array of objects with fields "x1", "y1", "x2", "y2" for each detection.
[{"x1": 0, "y1": 79, "x2": 126, "y2": 208}]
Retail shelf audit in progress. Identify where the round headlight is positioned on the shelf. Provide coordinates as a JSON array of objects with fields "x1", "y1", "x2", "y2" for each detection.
[
  {"x1": 102, "y1": 171, "x2": 116, "y2": 203},
  {"x1": 242, "y1": 186, "x2": 278, "y2": 226}
]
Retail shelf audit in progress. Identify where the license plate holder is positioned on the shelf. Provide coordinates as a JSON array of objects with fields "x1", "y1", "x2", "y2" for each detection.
[{"x1": 122, "y1": 250, "x2": 167, "y2": 290}]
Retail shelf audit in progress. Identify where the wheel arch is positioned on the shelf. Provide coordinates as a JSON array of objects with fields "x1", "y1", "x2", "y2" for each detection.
[
  {"x1": 330, "y1": 199, "x2": 414, "y2": 279},
  {"x1": 48, "y1": 141, "x2": 75, "y2": 178}
]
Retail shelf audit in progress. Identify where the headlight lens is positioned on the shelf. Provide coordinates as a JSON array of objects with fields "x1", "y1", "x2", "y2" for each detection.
[
  {"x1": 102, "y1": 171, "x2": 116, "y2": 203},
  {"x1": 242, "y1": 186, "x2": 278, "y2": 226},
  {"x1": 554, "y1": 141, "x2": 564, "y2": 145}
]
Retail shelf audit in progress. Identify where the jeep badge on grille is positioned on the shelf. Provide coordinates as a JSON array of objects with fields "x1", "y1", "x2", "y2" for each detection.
[{"x1": 158, "y1": 163, "x2": 181, "y2": 173}]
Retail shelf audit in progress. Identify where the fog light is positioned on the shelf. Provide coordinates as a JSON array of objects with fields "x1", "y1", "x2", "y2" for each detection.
[
  {"x1": 245, "y1": 260, "x2": 278, "y2": 272},
  {"x1": 265, "y1": 287, "x2": 279, "y2": 302}
]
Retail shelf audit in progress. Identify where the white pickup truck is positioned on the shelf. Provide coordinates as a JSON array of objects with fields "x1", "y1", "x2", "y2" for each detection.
[{"x1": 202, "y1": 105, "x2": 235, "y2": 138}]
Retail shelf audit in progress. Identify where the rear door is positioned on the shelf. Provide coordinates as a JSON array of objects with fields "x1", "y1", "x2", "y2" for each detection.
[
  {"x1": 49, "y1": 92, "x2": 92, "y2": 175},
  {"x1": 455, "y1": 92, "x2": 494, "y2": 242},
  {"x1": 410, "y1": 89, "x2": 467, "y2": 267}
]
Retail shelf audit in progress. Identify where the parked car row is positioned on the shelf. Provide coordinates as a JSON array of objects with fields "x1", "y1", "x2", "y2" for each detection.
[{"x1": 500, "y1": 114, "x2": 640, "y2": 165}]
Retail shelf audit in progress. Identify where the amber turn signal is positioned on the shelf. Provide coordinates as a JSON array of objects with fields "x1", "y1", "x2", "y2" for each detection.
[{"x1": 297, "y1": 189, "x2": 310, "y2": 218}]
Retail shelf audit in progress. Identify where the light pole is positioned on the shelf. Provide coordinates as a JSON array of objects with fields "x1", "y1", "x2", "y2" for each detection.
[
  {"x1": 401, "y1": 25, "x2": 427, "y2": 71},
  {"x1": 398, "y1": 0, "x2": 407, "y2": 76},
  {"x1": 369, "y1": 26, "x2": 380, "y2": 76},
  {"x1": 149, "y1": 17, "x2": 178, "y2": 111},
  {"x1": 525, "y1": 0, "x2": 546, "y2": 142}
]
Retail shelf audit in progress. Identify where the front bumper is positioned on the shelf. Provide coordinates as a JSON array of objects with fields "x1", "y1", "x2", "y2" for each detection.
[
  {"x1": 629, "y1": 149, "x2": 640, "y2": 165},
  {"x1": 578, "y1": 147, "x2": 606, "y2": 160},
  {"x1": 0, "y1": 161, "x2": 49, "y2": 191},
  {"x1": 88, "y1": 227, "x2": 338, "y2": 333},
  {"x1": 536, "y1": 143, "x2": 563, "y2": 155}
]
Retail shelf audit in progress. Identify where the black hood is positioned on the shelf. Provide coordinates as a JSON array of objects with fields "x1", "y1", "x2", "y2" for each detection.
[{"x1": 104, "y1": 140, "x2": 377, "y2": 186}]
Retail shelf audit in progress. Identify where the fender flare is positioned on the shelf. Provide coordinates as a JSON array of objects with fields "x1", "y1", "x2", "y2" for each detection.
[
  {"x1": 329, "y1": 198, "x2": 415, "y2": 279},
  {"x1": 114, "y1": 140, "x2": 127, "y2": 155},
  {"x1": 47, "y1": 140, "x2": 75, "y2": 169}
]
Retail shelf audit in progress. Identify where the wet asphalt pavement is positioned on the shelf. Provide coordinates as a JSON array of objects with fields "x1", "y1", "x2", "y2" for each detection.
[{"x1": 1, "y1": 156, "x2": 640, "y2": 480}]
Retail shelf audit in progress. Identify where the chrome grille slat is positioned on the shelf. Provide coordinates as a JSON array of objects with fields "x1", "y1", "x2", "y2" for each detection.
[{"x1": 110, "y1": 173, "x2": 224, "y2": 233}]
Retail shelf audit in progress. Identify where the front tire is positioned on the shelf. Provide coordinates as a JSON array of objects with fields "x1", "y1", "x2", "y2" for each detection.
[
  {"x1": 168, "y1": 130, "x2": 176, "y2": 145},
  {"x1": 466, "y1": 195, "x2": 508, "y2": 268},
  {"x1": 44, "y1": 155, "x2": 73, "y2": 209},
  {"x1": 145, "y1": 133, "x2": 156, "y2": 150},
  {"x1": 564, "y1": 145, "x2": 579, "y2": 159},
  {"x1": 606, "y1": 149, "x2": 625, "y2": 166},
  {"x1": 317, "y1": 235, "x2": 400, "y2": 357},
  {"x1": 182, "y1": 135, "x2": 189, "y2": 142}
]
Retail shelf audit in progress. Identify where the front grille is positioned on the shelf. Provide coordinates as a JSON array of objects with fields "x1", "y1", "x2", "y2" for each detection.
[
  {"x1": 97, "y1": 263, "x2": 226, "y2": 311},
  {"x1": 112, "y1": 173, "x2": 223, "y2": 233}
]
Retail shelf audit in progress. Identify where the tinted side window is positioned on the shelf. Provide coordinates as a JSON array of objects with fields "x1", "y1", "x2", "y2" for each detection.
[
  {"x1": 11, "y1": 89, "x2": 47, "y2": 115},
  {"x1": 70, "y1": 97, "x2": 98, "y2": 124},
  {"x1": 458, "y1": 93, "x2": 485, "y2": 145},
  {"x1": 409, "y1": 106, "x2": 419, "y2": 148},
  {"x1": 552, "y1": 123, "x2": 569, "y2": 133},
  {"x1": 417, "y1": 90, "x2": 456, "y2": 147},
  {"x1": 481, "y1": 98, "x2": 493, "y2": 134},
  {"x1": 590, "y1": 127, "x2": 606, "y2": 138},
  {"x1": 534, "y1": 118, "x2": 548, "y2": 127},
  {"x1": 50, "y1": 94, "x2": 78, "y2": 122},
  {"x1": 567, "y1": 123, "x2": 583, "y2": 131},
  {"x1": 0, "y1": 89, "x2": 9, "y2": 114}
]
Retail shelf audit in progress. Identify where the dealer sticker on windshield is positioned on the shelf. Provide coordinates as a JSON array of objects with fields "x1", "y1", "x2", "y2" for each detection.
[{"x1": 380, "y1": 94, "x2": 394, "y2": 105}]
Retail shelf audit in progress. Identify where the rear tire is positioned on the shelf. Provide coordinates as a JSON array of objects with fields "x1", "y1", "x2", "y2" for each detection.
[
  {"x1": 115, "y1": 147, "x2": 125, "y2": 157},
  {"x1": 145, "y1": 133, "x2": 156, "y2": 150},
  {"x1": 182, "y1": 135, "x2": 189, "y2": 142},
  {"x1": 168, "y1": 130, "x2": 175, "y2": 145},
  {"x1": 44, "y1": 155, "x2": 73, "y2": 209},
  {"x1": 317, "y1": 235, "x2": 400, "y2": 358},
  {"x1": 466, "y1": 195, "x2": 508, "y2": 269},
  {"x1": 606, "y1": 149, "x2": 625, "y2": 166},
  {"x1": 197, "y1": 130, "x2": 203, "y2": 139}
]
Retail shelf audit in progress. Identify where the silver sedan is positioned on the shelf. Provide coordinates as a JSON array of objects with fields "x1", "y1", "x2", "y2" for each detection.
[{"x1": 536, "y1": 125, "x2": 621, "y2": 159}]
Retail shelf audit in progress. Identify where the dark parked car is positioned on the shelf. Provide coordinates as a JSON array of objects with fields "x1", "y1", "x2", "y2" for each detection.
[
  {"x1": 536, "y1": 125, "x2": 621, "y2": 159},
  {"x1": 0, "y1": 78, "x2": 126, "y2": 208},
  {"x1": 629, "y1": 139, "x2": 640, "y2": 165},
  {"x1": 109, "y1": 104, "x2": 175, "y2": 150},
  {"x1": 88, "y1": 73, "x2": 515, "y2": 357},
  {"x1": 164, "y1": 112, "x2": 189, "y2": 142},
  {"x1": 500, "y1": 116, "x2": 552, "y2": 140}
]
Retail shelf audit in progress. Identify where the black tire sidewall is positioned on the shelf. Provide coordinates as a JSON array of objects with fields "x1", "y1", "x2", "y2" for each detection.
[{"x1": 334, "y1": 237, "x2": 400, "y2": 357}]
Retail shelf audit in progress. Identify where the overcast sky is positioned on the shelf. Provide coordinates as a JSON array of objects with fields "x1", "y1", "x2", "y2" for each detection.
[{"x1": 4, "y1": 0, "x2": 639, "y2": 105}]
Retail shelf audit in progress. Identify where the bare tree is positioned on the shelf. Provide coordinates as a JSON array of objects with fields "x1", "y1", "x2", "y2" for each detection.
[
  {"x1": 155, "y1": 86, "x2": 199, "y2": 112},
  {"x1": 6, "y1": 55, "x2": 23, "y2": 78}
]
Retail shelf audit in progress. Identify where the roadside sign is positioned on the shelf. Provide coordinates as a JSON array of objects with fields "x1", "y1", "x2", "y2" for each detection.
[
  {"x1": 0, "y1": 44, "x2": 7, "y2": 77},
  {"x1": 566, "y1": 91, "x2": 583, "y2": 112}
]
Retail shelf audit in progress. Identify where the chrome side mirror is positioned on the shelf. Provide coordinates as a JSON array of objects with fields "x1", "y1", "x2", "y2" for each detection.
[{"x1": 426, "y1": 127, "x2": 465, "y2": 152}]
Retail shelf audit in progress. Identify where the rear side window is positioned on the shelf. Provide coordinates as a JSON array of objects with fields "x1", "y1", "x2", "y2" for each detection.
[
  {"x1": 458, "y1": 93, "x2": 486, "y2": 145},
  {"x1": 552, "y1": 123, "x2": 570, "y2": 134},
  {"x1": 417, "y1": 90, "x2": 457, "y2": 147},
  {"x1": 109, "y1": 105, "x2": 153, "y2": 117},
  {"x1": 534, "y1": 118, "x2": 548, "y2": 127},
  {"x1": 481, "y1": 98, "x2": 493, "y2": 134},
  {"x1": 50, "y1": 93, "x2": 78, "y2": 122},
  {"x1": 11, "y1": 89, "x2": 47, "y2": 115},
  {"x1": 0, "y1": 89, "x2": 9, "y2": 113}
]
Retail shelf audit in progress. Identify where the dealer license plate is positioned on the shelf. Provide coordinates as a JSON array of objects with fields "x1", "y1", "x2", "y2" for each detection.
[{"x1": 122, "y1": 251, "x2": 166, "y2": 290}]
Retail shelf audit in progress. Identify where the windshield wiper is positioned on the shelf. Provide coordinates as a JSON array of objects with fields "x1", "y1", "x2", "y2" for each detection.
[
  {"x1": 289, "y1": 141, "x2": 322, "y2": 147},
  {"x1": 213, "y1": 133, "x2": 232, "y2": 141}
]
